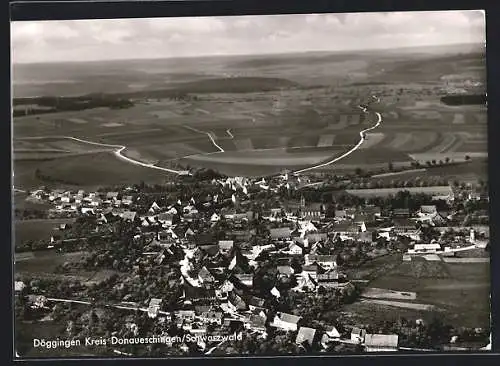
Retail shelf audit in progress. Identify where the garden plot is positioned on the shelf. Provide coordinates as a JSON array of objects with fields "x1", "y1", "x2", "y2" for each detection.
[
  {"x1": 234, "y1": 138, "x2": 254, "y2": 151},
  {"x1": 452, "y1": 113, "x2": 466, "y2": 124},
  {"x1": 149, "y1": 110, "x2": 182, "y2": 119},
  {"x1": 362, "y1": 287, "x2": 417, "y2": 301},
  {"x1": 386, "y1": 133, "x2": 412, "y2": 150},
  {"x1": 359, "y1": 133, "x2": 385, "y2": 150},
  {"x1": 67, "y1": 118, "x2": 89, "y2": 124},
  {"x1": 317, "y1": 134, "x2": 336, "y2": 147}
]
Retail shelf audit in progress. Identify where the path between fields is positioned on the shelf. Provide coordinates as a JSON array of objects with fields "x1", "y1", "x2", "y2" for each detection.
[
  {"x1": 14, "y1": 136, "x2": 184, "y2": 175},
  {"x1": 183, "y1": 125, "x2": 225, "y2": 152},
  {"x1": 293, "y1": 95, "x2": 382, "y2": 175}
]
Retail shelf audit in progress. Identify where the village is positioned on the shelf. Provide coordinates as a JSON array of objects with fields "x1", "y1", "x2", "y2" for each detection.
[{"x1": 14, "y1": 171, "x2": 491, "y2": 356}]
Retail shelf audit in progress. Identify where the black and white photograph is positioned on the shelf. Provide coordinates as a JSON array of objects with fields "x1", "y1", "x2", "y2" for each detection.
[{"x1": 11, "y1": 9, "x2": 490, "y2": 358}]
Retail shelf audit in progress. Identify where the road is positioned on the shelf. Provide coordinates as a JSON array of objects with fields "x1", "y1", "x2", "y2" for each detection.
[
  {"x1": 293, "y1": 95, "x2": 382, "y2": 175},
  {"x1": 183, "y1": 126, "x2": 225, "y2": 153},
  {"x1": 15, "y1": 136, "x2": 184, "y2": 175}
]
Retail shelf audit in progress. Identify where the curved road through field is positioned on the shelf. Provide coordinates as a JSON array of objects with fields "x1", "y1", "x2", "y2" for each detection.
[
  {"x1": 15, "y1": 135, "x2": 184, "y2": 174},
  {"x1": 293, "y1": 95, "x2": 382, "y2": 175}
]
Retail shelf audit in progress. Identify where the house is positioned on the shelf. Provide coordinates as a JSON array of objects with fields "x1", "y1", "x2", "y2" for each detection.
[
  {"x1": 351, "y1": 327, "x2": 366, "y2": 343},
  {"x1": 270, "y1": 312, "x2": 301, "y2": 331},
  {"x1": 332, "y1": 222, "x2": 360, "y2": 237},
  {"x1": 325, "y1": 325, "x2": 341, "y2": 339},
  {"x1": 393, "y1": 208, "x2": 410, "y2": 218},
  {"x1": 157, "y1": 212, "x2": 175, "y2": 226},
  {"x1": 248, "y1": 296, "x2": 266, "y2": 312},
  {"x1": 227, "y1": 291, "x2": 247, "y2": 312},
  {"x1": 176, "y1": 310, "x2": 196, "y2": 324},
  {"x1": 364, "y1": 334, "x2": 399, "y2": 352},
  {"x1": 292, "y1": 273, "x2": 318, "y2": 292},
  {"x1": 106, "y1": 192, "x2": 119, "y2": 201},
  {"x1": 277, "y1": 265, "x2": 294, "y2": 277},
  {"x1": 296, "y1": 327, "x2": 317, "y2": 347},
  {"x1": 200, "y1": 311, "x2": 223, "y2": 325},
  {"x1": 305, "y1": 254, "x2": 337, "y2": 269},
  {"x1": 302, "y1": 262, "x2": 324, "y2": 279},
  {"x1": 149, "y1": 202, "x2": 161, "y2": 214},
  {"x1": 215, "y1": 280, "x2": 235, "y2": 299},
  {"x1": 270, "y1": 227, "x2": 292, "y2": 240},
  {"x1": 245, "y1": 314, "x2": 267, "y2": 332},
  {"x1": 122, "y1": 195, "x2": 133, "y2": 206},
  {"x1": 27, "y1": 295, "x2": 48, "y2": 309},
  {"x1": 234, "y1": 274, "x2": 253, "y2": 287},
  {"x1": 210, "y1": 213, "x2": 221, "y2": 222},
  {"x1": 305, "y1": 232, "x2": 327, "y2": 243},
  {"x1": 393, "y1": 218, "x2": 417, "y2": 234},
  {"x1": 419, "y1": 205, "x2": 437, "y2": 215},
  {"x1": 14, "y1": 281, "x2": 25, "y2": 292},
  {"x1": 218, "y1": 240, "x2": 234, "y2": 255},
  {"x1": 148, "y1": 298, "x2": 162, "y2": 318},
  {"x1": 357, "y1": 231, "x2": 373, "y2": 243},
  {"x1": 408, "y1": 243, "x2": 441, "y2": 254},
  {"x1": 287, "y1": 242, "x2": 303, "y2": 255},
  {"x1": 198, "y1": 267, "x2": 215, "y2": 285},
  {"x1": 302, "y1": 210, "x2": 324, "y2": 221},
  {"x1": 317, "y1": 269, "x2": 346, "y2": 288},
  {"x1": 121, "y1": 211, "x2": 137, "y2": 222}
]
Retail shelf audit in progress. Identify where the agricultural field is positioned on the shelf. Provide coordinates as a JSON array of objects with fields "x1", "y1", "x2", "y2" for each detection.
[
  {"x1": 342, "y1": 256, "x2": 490, "y2": 330},
  {"x1": 14, "y1": 218, "x2": 76, "y2": 246},
  {"x1": 13, "y1": 44, "x2": 486, "y2": 186}
]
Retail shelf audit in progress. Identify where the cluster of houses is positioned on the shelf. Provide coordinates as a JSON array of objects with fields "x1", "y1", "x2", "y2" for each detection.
[{"x1": 18, "y1": 174, "x2": 490, "y2": 354}]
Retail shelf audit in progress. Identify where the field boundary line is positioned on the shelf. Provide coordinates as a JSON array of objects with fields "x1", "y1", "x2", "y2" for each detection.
[{"x1": 14, "y1": 135, "x2": 184, "y2": 175}]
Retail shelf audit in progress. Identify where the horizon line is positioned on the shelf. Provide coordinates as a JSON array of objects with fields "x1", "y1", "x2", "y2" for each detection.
[{"x1": 12, "y1": 41, "x2": 484, "y2": 66}]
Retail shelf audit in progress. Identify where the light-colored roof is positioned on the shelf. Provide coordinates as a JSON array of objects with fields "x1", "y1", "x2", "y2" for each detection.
[
  {"x1": 414, "y1": 243, "x2": 441, "y2": 250},
  {"x1": 296, "y1": 327, "x2": 317, "y2": 345},
  {"x1": 364, "y1": 334, "x2": 399, "y2": 348},
  {"x1": 277, "y1": 312, "x2": 301, "y2": 324}
]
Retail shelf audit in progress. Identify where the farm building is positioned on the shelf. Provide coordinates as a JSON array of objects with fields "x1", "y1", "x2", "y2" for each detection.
[
  {"x1": 271, "y1": 312, "x2": 301, "y2": 332},
  {"x1": 296, "y1": 327, "x2": 317, "y2": 347},
  {"x1": 364, "y1": 334, "x2": 399, "y2": 352},
  {"x1": 408, "y1": 243, "x2": 442, "y2": 254}
]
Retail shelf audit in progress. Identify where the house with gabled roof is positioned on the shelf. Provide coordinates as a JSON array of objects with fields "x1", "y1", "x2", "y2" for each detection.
[
  {"x1": 351, "y1": 327, "x2": 366, "y2": 343},
  {"x1": 234, "y1": 273, "x2": 253, "y2": 287},
  {"x1": 245, "y1": 314, "x2": 267, "y2": 333},
  {"x1": 198, "y1": 267, "x2": 215, "y2": 285},
  {"x1": 149, "y1": 201, "x2": 161, "y2": 214},
  {"x1": 218, "y1": 240, "x2": 234, "y2": 255},
  {"x1": 270, "y1": 312, "x2": 301, "y2": 332},
  {"x1": 296, "y1": 327, "x2": 317, "y2": 347},
  {"x1": 199, "y1": 311, "x2": 223, "y2": 325},
  {"x1": 305, "y1": 254, "x2": 337, "y2": 269},
  {"x1": 226, "y1": 291, "x2": 247, "y2": 312},
  {"x1": 270, "y1": 227, "x2": 292, "y2": 240},
  {"x1": 292, "y1": 273, "x2": 318, "y2": 292},
  {"x1": 364, "y1": 334, "x2": 399, "y2": 352}
]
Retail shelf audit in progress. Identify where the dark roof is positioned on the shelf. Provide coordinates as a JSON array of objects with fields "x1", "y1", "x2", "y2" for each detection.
[
  {"x1": 308, "y1": 255, "x2": 337, "y2": 263},
  {"x1": 270, "y1": 227, "x2": 292, "y2": 239},
  {"x1": 277, "y1": 265, "x2": 294, "y2": 275},
  {"x1": 201, "y1": 311, "x2": 223, "y2": 320},
  {"x1": 198, "y1": 267, "x2": 215, "y2": 281},
  {"x1": 249, "y1": 314, "x2": 266, "y2": 328},
  {"x1": 248, "y1": 296, "x2": 266, "y2": 308},
  {"x1": 228, "y1": 291, "x2": 247, "y2": 310},
  {"x1": 351, "y1": 327, "x2": 366, "y2": 336}
]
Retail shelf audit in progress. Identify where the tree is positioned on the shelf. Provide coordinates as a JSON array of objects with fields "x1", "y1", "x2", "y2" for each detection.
[
  {"x1": 388, "y1": 162, "x2": 394, "y2": 171},
  {"x1": 445, "y1": 157, "x2": 450, "y2": 164},
  {"x1": 465, "y1": 155, "x2": 471, "y2": 161}
]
